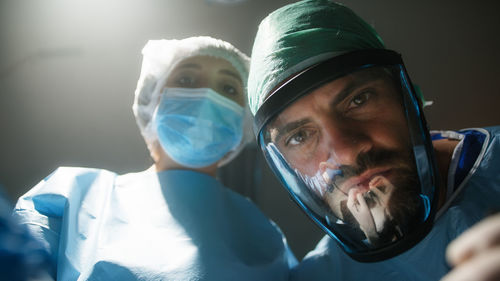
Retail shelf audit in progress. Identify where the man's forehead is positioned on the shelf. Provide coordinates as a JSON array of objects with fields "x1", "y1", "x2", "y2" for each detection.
[
  {"x1": 268, "y1": 67, "x2": 399, "y2": 133},
  {"x1": 291, "y1": 67, "x2": 393, "y2": 104}
]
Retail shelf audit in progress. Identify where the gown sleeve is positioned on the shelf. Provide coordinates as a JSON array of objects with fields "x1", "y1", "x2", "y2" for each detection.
[{"x1": 13, "y1": 167, "x2": 116, "y2": 273}]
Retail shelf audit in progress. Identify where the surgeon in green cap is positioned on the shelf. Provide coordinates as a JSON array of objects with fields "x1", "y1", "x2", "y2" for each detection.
[{"x1": 247, "y1": 0, "x2": 500, "y2": 280}]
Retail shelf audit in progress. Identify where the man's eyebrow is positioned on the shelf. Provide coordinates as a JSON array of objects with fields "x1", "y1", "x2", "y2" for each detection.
[
  {"x1": 331, "y1": 74, "x2": 379, "y2": 106},
  {"x1": 273, "y1": 118, "x2": 311, "y2": 142},
  {"x1": 219, "y1": 69, "x2": 242, "y2": 84}
]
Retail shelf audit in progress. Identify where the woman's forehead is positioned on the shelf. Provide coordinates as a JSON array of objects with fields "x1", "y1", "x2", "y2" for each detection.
[{"x1": 173, "y1": 55, "x2": 241, "y2": 79}]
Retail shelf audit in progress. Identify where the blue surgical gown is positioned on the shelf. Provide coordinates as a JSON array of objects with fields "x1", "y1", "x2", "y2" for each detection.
[
  {"x1": 14, "y1": 168, "x2": 296, "y2": 281},
  {"x1": 290, "y1": 126, "x2": 500, "y2": 281}
]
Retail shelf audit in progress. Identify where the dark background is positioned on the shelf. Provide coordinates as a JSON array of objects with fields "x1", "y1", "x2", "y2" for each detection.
[{"x1": 1, "y1": 0, "x2": 499, "y2": 259}]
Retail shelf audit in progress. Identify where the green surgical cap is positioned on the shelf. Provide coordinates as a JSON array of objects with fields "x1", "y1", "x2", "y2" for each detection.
[{"x1": 248, "y1": 0, "x2": 385, "y2": 115}]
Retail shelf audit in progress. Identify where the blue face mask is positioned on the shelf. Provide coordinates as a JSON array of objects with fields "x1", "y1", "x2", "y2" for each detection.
[{"x1": 153, "y1": 88, "x2": 244, "y2": 168}]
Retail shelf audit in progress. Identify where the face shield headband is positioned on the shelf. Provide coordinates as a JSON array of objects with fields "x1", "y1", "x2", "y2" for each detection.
[{"x1": 254, "y1": 49, "x2": 440, "y2": 262}]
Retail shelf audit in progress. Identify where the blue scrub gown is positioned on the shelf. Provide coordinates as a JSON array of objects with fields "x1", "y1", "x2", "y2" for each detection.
[
  {"x1": 290, "y1": 126, "x2": 500, "y2": 281},
  {"x1": 14, "y1": 169, "x2": 296, "y2": 281}
]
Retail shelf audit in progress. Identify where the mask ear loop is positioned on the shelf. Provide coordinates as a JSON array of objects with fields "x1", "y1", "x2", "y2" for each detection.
[
  {"x1": 329, "y1": 182, "x2": 347, "y2": 196},
  {"x1": 325, "y1": 169, "x2": 347, "y2": 196}
]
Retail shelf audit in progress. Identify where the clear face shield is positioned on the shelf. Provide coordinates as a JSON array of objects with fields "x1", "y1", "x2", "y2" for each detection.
[{"x1": 254, "y1": 50, "x2": 440, "y2": 262}]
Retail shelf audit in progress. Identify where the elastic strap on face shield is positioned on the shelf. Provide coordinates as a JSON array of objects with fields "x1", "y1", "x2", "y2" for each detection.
[{"x1": 253, "y1": 49, "x2": 404, "y2": 141}]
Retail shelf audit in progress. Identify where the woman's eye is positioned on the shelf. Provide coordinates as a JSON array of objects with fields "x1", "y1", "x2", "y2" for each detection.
[
  {"x1": 222, "y1": 84, "x2": 238, "y2": 96},
  {"x1": 177, "y1": 76, "x2": 195, "y2": 87}
]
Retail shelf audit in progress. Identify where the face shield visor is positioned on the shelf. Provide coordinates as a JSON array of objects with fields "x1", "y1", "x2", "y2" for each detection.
[{"x1": 254, "y1": 50, "x2": 440, "y2": 262}]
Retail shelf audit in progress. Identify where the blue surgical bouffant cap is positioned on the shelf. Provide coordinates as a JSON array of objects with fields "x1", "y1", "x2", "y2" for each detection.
[{"x1": 248, "y1": 0, "x2": 386, "y2": 115}]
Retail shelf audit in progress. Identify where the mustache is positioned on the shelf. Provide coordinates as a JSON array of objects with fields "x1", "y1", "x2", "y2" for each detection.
[
  {"x1": 326, "y1": 149, "x2": 415, "y2": 193},
  {"x1": 340, "y1": 149, "x2": 410, "y2": 178}
]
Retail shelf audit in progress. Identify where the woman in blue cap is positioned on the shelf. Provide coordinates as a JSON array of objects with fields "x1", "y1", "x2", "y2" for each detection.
[{"x1": 14, "y1": 36, "x2": 295, "y2": 281}]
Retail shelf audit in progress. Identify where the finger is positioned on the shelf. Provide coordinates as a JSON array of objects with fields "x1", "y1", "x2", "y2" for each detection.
[
  {"x1": 354, "y1": 193, "x2": 376, "y2": 233},
  {"x1": 369, "y1": 188, "x2": 385, "y2": 206},
  {"x1": 371, "y1": 186, "x2": 385, "y2": 198},
  {"x1": 370, "y1": 176, "x2": 393, "y2": 203},
  {"x1": 356, "y1": 192, "x2": 370, "y2": 212},
  {"x1": 441, "y1": 246, "x2": 500, "y2": 281},
  {"x1": 347, "y1": 189, "x2": 358, "y2": 212},
  {"x1": 369, "y1": 175, "x2": 386, "y2": 190},
  {"x1": 446, "y1": 213, "x2": 500, "y2": 266}
]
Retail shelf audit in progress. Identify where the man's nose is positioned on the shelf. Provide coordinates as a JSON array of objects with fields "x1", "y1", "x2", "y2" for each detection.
[{"x1": 321, "y1": 116, "x2": 372, "y2": 166}]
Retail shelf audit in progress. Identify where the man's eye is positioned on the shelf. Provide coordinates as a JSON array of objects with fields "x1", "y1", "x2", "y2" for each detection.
[
  {"x1": 349, "y1": 91, "x2": 371, "y2": 108},
  {"x1": 286, "y1": 130, "x2": 310, "y2": 146}
]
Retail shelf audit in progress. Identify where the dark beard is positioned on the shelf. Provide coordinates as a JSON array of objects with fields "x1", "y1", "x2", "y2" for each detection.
[{"x1": 338, "y1": 149, "x2": 423, "y2": 246}]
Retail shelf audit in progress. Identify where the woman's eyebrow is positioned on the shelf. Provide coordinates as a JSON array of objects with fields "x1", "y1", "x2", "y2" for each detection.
[{"x1": 219, "y1": 69, "x2": 242, "y2": 84}]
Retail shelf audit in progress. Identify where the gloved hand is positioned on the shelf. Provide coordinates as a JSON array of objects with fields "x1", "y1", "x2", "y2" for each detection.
[
  {"x1": 441, "y1": 213, "x2": 500, "y2": 281},
  {"x1": 347, "y1": 176, "x2": 395, "y2": 245},
  {"x1": 0, "y1": 189, "x2": 54, "y2": 281}
]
